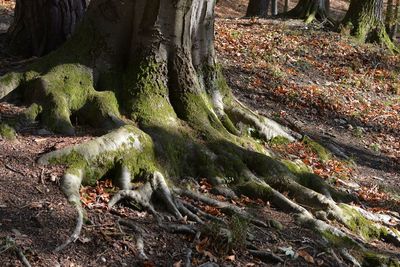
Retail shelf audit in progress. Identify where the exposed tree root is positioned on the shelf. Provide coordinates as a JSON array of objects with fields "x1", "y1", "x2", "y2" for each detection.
[
  {"x1": 109, "y1": 172, "x2": 183, "y2": 222},
  {"x1": 118, "y1": 219, "x2": 148, "y2": 260},
  {"x1": 226, "y1": 99, "x2": 295, "y2": 142},
  {"x1": 33, "y1": 124, "x2": 400, "y2": 264}
]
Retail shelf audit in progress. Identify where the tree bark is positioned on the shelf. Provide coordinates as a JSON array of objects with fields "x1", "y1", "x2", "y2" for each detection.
[
  {"x1": 284, "y1": 0, "x2": 289, "y2": 13},
  {"x1": 246, "y1": 0, "x2": 269, "y2": 17},
  {"x1": 285, "y1": 0, "x2": 329, "y2": 23},
  {"x1": 341, "y1": 0, "x2": 397, "y2": 51},
  {"x1": 7, "y1": 0, "x2": 88, "y2": 57},
  {"x1": 386, "y1": 0, "x2": 399, "y2": 40},
  {"x1": 271, "y1": 0, "x2": 278, "y2": 15}
]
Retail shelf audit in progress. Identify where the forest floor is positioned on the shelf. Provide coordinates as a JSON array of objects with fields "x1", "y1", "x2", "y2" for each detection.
[{"x1": 0, "y1": 1, "x2": 400, "y2": 266}]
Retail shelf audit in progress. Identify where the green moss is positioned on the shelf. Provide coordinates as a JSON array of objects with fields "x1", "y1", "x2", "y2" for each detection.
[
  {"x1": 281, "y1": 159, "x2": 311, "y2": 174},
  {"x1": 340, "y1": 204, "x2": 387, "y2": 240},
  {"x1": 124, "y1": 58, "x2": 177, "y2": 126},
  {"x1": 270, "y1": 136, "x2": 291, "y2": 146},
  {"x1": 22, "y1": 103, "x2": 42, "y2": 122},
  {"x1": 302, "y1": 136, "x2": 331, "y2": 162},
  {"x1": 363, "y1": 252, "x2": 400, "y2": 267},
  {"x1": 0, "y1": 123, "x2": 16, "y2": 140},
  {"x1": 236, "y1": 180, "x2": 274, "y2": 200},
  {"x1": 320, "y1": 228, "x2": 357, "y2": 248}
]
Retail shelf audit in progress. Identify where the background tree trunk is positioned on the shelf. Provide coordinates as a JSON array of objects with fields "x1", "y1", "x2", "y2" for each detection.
[
  {"x1": 246, "y1": 0, "x2": 269, "y2": 17},
  {"x1": 285, "y1": 0, "x2": 329, "y2": 23},
  {"x1": 284, "y1": 0, "x2": 289, "y2": 13},
  {"x1": 271, "y1": 0, "x2": 278, "y2": 15},
  {"x1": 341, "y1": 0, "x2": 397, "y2": 51},
  {"x1": 7, "y1": 0, "x2": 88, "y2": 57},
  {"x1": 386, "y1": 0, "x2": 400, "y2": 39}
]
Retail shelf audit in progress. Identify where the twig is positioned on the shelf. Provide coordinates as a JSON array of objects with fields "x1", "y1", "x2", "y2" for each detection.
[
  {"x1": 184, "y1": 248, "x2": 192, "y2": 267},
  {"x1": 1, "y1": 237, "x2": 32, "y2": 267},
  {"x1": 5, "y1": 164, "x2": 26, "y2": 176},
  {"x1": 248, "y1": 249, "x2": 284, "y2": 263},
  {"x1": 15, "y1": 246, "x2": 32, "y2": 267}
]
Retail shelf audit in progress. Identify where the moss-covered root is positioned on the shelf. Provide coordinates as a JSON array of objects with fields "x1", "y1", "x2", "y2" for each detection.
[
  {"x1": 339, "y1": 204, "x2": 400, "y2": 246},
  {"x1": 38, "y1": 125, "x2": 149, "y2": 182},
  {"x1": 37, "y1": 126, "x2": 156, "y2": 250},
  {"x1": 226, "y1": 99, "x2": 294, "y2": 142},
  {"x1": 0, "y1": 72, "x2": 24, "y2": 100},
  {"x1": 109, "y1": 171, "x2": 183, "y2": 221},
  {"x1": 18, "y1": 64, "x2": 123, "y2": 135},
  {"x1": 235, "y1": 180, "x2": 362, "y2": 247}
]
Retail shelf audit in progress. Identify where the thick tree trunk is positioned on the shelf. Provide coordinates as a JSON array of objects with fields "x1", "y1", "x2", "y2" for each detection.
[
  {"x1": 246, "y1": 0, "x2": 269, "y2": 17},
  {"x1": 285, "y1": 0, "x2": 329, "y2": 23},
  {"x1": 341, "y1": 0, "x2": 398, "y2": 52},
  {"x1": 7, "y1": 0, "x2": 88, "y2": 57}
]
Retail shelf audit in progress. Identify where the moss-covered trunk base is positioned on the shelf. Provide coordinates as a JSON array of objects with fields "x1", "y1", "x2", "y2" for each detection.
[
  {"x1": 340, "y1": 0, "x2": 399, "y2": 53},
  {"x1": 283, "y1": 0, "x2": 330, "y2": 24}
]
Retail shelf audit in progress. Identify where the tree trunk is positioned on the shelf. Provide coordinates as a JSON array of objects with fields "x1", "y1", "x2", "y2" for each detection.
[
  {"x1": 284, "y1": 0, "x2": 290, "y2": 13},
  {"x1": 271, "y1": 0, "x2": 278, "y2": 15},
  {"x1": 341, "y1": 0, "x2": 398, "y2": 52},
  {"x1": 285, "y1": 0, "x2": 329, "y2": 23},
  {"x1": 386, "y1": 0, "x2": 399, "y2": 39},
  {"x1": 7, "y1": 0, "x2": 88, "y2": 57},
  {"x1": 246, "y1": 0, "x2": 269, "y2": 17}
]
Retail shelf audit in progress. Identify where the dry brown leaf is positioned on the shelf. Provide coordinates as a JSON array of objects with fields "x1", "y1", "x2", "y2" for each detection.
[
  {"x1": 173, "y1": 260, "x2": 182, "y2": 267},
  {"x1": 298, "y1": 250, "x2": 314, "y2": 264},
  {"x1": 225, "y1": 255, "x2": 235, "y2": 261}
]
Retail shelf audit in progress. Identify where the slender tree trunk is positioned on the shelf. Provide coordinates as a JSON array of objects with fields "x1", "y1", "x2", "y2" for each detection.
[
  {"x1": 284, "y1": 0, "x2": 289, "y2": 13},
  {"x1": 271, "y1": 0, "x2": 278, "y2": 15},
  {"x1": 7, "y1": 0, "x2": 88, "y2": 57},
  {"x1": 386, "y1": 0, "x2": 399, "y2": 39},
  {"x1": 341, "y1": 0, "x2": 397, "y2": 51}
]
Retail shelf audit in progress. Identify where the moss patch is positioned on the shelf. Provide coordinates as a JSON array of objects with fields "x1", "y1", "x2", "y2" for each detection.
[
  {"x1": 340, "y1": 204, "x2": 387, "y2": 241},
  {"x1": 0, "y1": 123, "x2": 16, "y2": 140},
  {"x1": 302, "y1": 136, "x2": 331, "y2": 162}
]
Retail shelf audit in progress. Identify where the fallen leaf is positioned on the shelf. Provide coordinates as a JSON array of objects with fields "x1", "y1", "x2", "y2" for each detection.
[
  {"x1": 298, "y1": 250, "x2": 314, "y2": 264},
  {"x1": 173, "y1": 260, "x2": 182, "y2": 267},
  {"x1": 225, "y1": 255, "x2": 235, "y2": 261}
]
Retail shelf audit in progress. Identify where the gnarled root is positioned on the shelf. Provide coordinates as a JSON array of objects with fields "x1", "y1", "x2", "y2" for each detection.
[
  {"x1": 109, "y1": 171, "x2": 183, "y2": 222},
  {"x1": 225, "y1": 98, "x2": 295, "y2": 142}
]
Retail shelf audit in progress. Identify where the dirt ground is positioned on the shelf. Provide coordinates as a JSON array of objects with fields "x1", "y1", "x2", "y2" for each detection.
[{"x1": 1, "y1": 0, "x2": 400, "y2": 266}]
